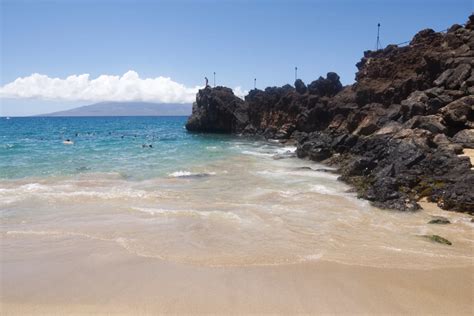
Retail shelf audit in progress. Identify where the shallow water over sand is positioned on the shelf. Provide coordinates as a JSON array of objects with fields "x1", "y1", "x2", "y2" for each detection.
[
  {"x1": 2, "y1": 117, "x2": 474, "y2": 314},
  {"x1": 2, "y1": 139, "x2": 473, "y2": 269}
]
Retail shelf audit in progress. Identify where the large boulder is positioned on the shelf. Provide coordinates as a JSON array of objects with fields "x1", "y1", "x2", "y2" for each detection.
[
  {"x1": 440, "y1": 96, "x2": 474, "y2": 129},
  {"x1": 432, "y1": 134, "x2": 463, "y2": 154},
  {"x1": 438, "y1": 173, "x2": 474, "y2": 213},
  {"x1": 410, "y1": 28, "x2": 440, "y2": 45},
  {"x1": 294, "y1": 79, "x2": 307, "y2": 94},
  {"x1": 404, "y1": 115, "x2": 447, "y2": 134},
  {"x1": 424, "y1": 87, "x2": 454, "y2": 113},
  {"x1": 445, "y1": 63, "x2": 471, "y2": 89},
  {"x1": 296, "y1": 132, "x2": 333, "y2": 161},
  {"x1": 466, "y1": 14, "x2": 474, "y2": 30},
  {"x1": 307, "y1": 72, "x2": 343, "y2": 97},
  {"x1": 434, "y1": 69, "x2": 455, "y2": 87},
  {"x1": 452, "y1": 129, "x2": 474, "y2": 148},
  {"x1": 185, "y1": 87, "x2": 249, "y2": 133},
  {"x1": 400, "y1": 91, "x2": 428, "y2": 119}
]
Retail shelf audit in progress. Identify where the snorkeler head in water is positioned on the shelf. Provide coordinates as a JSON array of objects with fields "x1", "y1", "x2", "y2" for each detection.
[{"x1": 63, "y1": 139, "x2": 74, "y2": 145}]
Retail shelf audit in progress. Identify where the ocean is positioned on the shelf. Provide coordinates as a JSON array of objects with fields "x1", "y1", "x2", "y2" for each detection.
[{"x1": 1, "y1": 116, "x2": 473, "y2": 268}]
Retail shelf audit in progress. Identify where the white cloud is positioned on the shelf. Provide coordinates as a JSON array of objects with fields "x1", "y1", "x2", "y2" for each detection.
[
  {"x1": 232, "y1": 86, "x2": 248, "y2": 99},
  {"x1": 0, "y1": 71, "x2": 201, "y2": 103},
  {"x1": 0, "y1": 70, "x2": 248, "y2": 104}
]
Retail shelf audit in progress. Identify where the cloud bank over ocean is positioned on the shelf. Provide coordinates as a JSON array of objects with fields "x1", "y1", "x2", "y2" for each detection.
[{"x1": 0, "y1": 70, "x2": 247, "y2": 103}]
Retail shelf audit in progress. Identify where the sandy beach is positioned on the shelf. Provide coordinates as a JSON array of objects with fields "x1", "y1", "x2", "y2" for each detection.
[
  {"x1": 3, "y1": 194, "x2": 474, "y2": 315},
  {"x1": 2, "y1": 1, "x2": 474, "y2": 315},
  {"x1": 2, "y1": 141, "x2": 474, "y2": 315},
  {"x1": 2, "y1": 234, "x2": 473, "y2": 315}
]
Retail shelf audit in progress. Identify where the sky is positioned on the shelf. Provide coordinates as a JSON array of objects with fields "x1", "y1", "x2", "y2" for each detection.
[{"x1": 0, "y1": 0, "x2": 471, "y2": 116}]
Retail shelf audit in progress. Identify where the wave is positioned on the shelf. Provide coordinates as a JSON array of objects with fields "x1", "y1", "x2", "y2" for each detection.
[
  {"x1": 168, "y1": 171, "x2": 192, "y2": 177},
  {"x1": 256, "y1": 169, "x2": 339, "y2": 180},
  {"x1": 308, "y1": 184, "x2": 339, "y2": 195},
  {"x1": 274, "y1": 146, "x2": 296, "y2": 154},
  {"x1": 3, "y1": 230, "x2": 146, "y2": 259},
  {"x1": 298, "y1": 253, "x2": 324, "y2": 262},
  {"x1": 167, "y1": 171, "x2": 216, "y2": 178},
  {"x1": 4, "y1": 230, "x2": 112, "y2": 242},
  {"x1": 19, "y1": 183, "x2": 50, "y2": 192},
  {"x1": 0, "y1": 183, "x2": 159, "y2": 205},
  {"x1": 241, "y1": 150, "x2": 274, "y2": 157},
  {"x1": 242, "y1": 146, "x2": 296, "y2": 158},
  {"x1": 132, "y1": 207, "x2": 242, "y2": 222},
  {"x1": 2, "y1": 144, "x2": 15, "y2": 149}
]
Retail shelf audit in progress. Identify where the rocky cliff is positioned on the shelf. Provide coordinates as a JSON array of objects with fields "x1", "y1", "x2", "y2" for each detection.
[{"x1": 186, "y1": 15, "x2": 474, "y2": 214}]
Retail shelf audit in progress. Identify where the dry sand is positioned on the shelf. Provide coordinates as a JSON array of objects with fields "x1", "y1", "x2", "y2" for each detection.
[
  {"x1": 459, "y1": 148, "x2": 474, "y2": 169},
  {"x1": 2, "y1": 236, "x2": 473, "y2": 315}
]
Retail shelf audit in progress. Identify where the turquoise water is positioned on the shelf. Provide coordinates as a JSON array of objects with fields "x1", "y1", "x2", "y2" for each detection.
[
  {"x1": 1, "y1": 116, "x2": 473, "y2": 268},
  {"x1": 1, "y1": 117, "x2": 236, "y2": 179}
]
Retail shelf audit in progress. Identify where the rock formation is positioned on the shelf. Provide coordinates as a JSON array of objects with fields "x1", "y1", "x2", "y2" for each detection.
[
  {"x1": 186, "y1": 15, "x2": 474, "y2": 214},
  {"x1": 185, "y1": 86, "x2": 249, "y2": 133}
]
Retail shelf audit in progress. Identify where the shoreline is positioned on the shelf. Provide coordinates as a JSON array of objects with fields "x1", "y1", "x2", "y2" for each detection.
[
  {"x1": 185, "y1": 15, "x2": 474, "y2": 214},
  {"x1": 280, "y1": 135, "x2": 474, "y2": 215},
  {"x1": 2, "y1": 141, "x2": 473, "y2": 315},
  {"x1": 2, "y1": 122, "x2": 473, "y2": 315}
]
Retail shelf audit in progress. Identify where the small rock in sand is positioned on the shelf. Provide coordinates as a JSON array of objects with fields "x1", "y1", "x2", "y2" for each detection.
[
  {"x1": 428, "y1": 216, "x2": 451, "y2": 224},
  {"x1": 421, "y1": 234, "x2": 452, "y2": 245}
]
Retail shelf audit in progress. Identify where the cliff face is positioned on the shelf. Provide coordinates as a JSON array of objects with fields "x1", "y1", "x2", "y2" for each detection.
[
  {"x1": 186, "y1": 15, "x2": 474, "y2": 213},
  {"x1": 186, "y1": 87, "x2": 249, "y2": 133}
]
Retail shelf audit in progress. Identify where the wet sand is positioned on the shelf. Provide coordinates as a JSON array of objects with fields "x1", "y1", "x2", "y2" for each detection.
[
  {"x1": 2, "y1": 236, "x2": 473, "y2": 315},
  {"x1": 2, "y1": 144, "x2": 474, "y2": 315}
]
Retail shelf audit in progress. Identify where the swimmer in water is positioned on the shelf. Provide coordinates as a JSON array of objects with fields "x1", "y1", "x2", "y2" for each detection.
[{"x1": 63, "y1": 139, "x2": 74, "y2": 145}]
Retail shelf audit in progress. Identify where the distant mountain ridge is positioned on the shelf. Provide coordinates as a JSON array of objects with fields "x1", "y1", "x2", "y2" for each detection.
[{"x1": 38, "y1": 102, "x2": 192, "y2": 116}]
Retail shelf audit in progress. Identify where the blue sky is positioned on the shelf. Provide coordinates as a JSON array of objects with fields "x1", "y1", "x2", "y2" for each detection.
[{"x1": 0, "y1": 0, "x2": 471, "y2": 116}]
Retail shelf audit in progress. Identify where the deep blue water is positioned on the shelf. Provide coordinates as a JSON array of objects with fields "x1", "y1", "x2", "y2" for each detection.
[{"x1": 0, "y1": 116, "x2": 237, "y2": 179}]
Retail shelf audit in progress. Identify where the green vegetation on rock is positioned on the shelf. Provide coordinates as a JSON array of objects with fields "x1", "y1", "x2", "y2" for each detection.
[
  {"x1": 421, "y1": 234, "x2": 452, "y2": 245},
  {"x1": 428, "y1": 216, "x2": 451, "y2": 224}
]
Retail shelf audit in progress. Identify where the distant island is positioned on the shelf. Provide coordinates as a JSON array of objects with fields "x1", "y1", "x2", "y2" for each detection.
[{"x1": 38, "y1": 101, "x2": 192, "y2": 117}]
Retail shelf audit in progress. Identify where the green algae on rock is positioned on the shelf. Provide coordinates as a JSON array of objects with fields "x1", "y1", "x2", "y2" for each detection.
[
  {"x1": 428, "y1": 216, "x2": 451, "y2": 224},
  {"x1": 421, "y1": 234, "x2": 453, "y2": 245}
]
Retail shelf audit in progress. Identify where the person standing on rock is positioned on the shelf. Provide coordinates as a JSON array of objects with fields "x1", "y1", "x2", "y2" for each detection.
[{"x1": 205, "y1": 77, "x2": 209, "y2": 87}]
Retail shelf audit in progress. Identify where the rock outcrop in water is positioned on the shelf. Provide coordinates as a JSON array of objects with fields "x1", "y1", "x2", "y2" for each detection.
[
  {"x1": 186, "y1": 15, "x2": 474, "y2": 214},
  {"x1": 186, "y1": 87, "x2": 249, "y2": 133}
]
